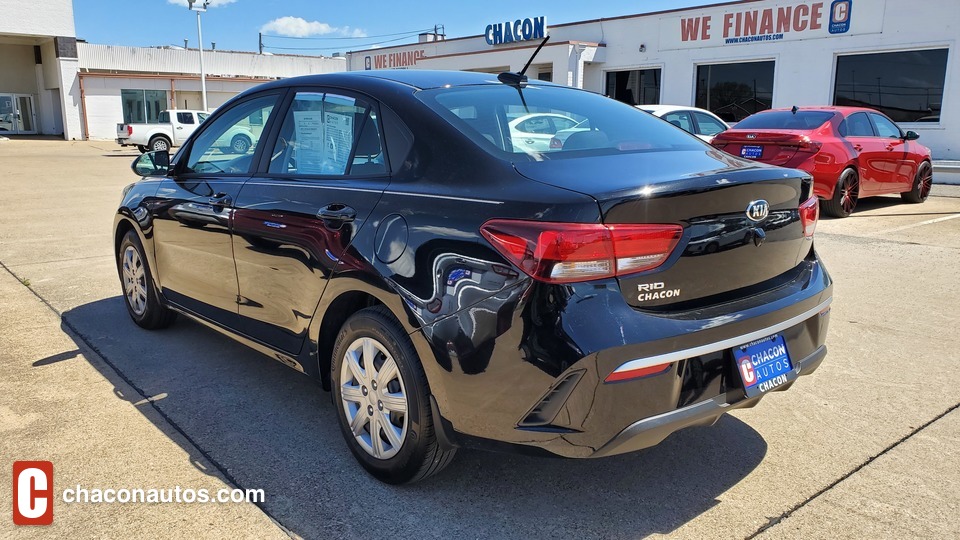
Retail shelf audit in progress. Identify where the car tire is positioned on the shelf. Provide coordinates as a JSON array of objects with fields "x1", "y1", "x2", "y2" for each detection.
[
  {"x1": 136, "y1": 145, "x2": 148, "y2": 153},
  {"x1": 901, "y1": 161, "x2": 933, "y2": 204},
  {"x1": 821, "y1": 168, "x2": 859, "y2": 218},
  {"x1": 149, "y1": 136, "x2": 171, "y2": 153},
  {"x1": 331, "y1": 306, "x2": 456, "y2": 484},
  {"x1": 118, "y1": 230, "x2": 177, "y2": 329},
  {"x1": 230, "y1": 134, "x2": 251, "y2": 154}
]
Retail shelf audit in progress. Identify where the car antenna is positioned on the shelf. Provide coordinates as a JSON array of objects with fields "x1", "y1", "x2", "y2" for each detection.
[
  {"x1": 497, "y1": 36, "x2": 550, "y2": 111},
  {"x1": 791, "y1": 105, "x2": 799, "y2": 115},
  {"x1": 497, "y1": 36, "x2": 550, "y2": 89}
]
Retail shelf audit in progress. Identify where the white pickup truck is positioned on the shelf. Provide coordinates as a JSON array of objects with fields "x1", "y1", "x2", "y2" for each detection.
[
  {"x1": 117, "y1": 110, "x2": 208, "y2": 153},
  {"x1": 116, "y1": 110, "x2": 257, "y2": 154}
]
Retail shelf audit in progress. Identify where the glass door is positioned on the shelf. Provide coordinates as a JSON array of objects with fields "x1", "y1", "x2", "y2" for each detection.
[
  {"x1": 0, "y1": 94, "x2": 37, "y2": 135},
  {"x1": 15, "y1": 95, "x2": 37, "y2": 134},
  {"x1": 0, "y1": 95, "x2": 14, "y2": 134}
]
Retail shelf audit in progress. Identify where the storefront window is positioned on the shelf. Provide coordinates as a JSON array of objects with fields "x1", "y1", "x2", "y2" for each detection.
[
  {"x1": 834, "y1": 49, "x2": 947, "y2": 123},
  {"x1": 121, "y1": 89, "x2": 168, "y2": 124},
  {"x1": 606, "y1": 69, "x2": 661, "y2": 106},
  {"x1": 695, "y1": 61, "x2": 774, "y2": 123}
]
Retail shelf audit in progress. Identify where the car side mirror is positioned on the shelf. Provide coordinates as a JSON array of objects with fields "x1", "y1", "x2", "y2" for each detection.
[
  {"x1": 132, "y1": 150, "x2": 170, "y2": 177},
  {"x1": 904, "y1": 130, "x2": 920, "y2": 141}
]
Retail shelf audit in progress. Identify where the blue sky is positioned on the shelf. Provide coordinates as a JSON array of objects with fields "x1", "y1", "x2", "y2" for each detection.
[{"x1": 73, "y1": 0, "x2": 717, "y2": 54}]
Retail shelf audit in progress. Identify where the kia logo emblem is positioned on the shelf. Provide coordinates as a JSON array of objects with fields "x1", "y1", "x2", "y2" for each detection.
[
  {"x1": 746, "y1": 133, "x2": 758, "y2": 139},
  {"x1": 746, "y1": 200, "x2": 769, "y2": 222}
]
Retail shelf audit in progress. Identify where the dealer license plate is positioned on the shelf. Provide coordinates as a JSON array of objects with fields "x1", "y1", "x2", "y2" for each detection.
[
  {"x1": 733, "y1": 334, "x2": 795, "y2": 398},
  {"x1": 740, "y1": 145, "x2": 763, "y2": 159}
]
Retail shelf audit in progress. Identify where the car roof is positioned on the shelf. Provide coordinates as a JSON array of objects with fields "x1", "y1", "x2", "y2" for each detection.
[
  {"x1": 638, "y1": 104, "x2": 705, "y2": 114},
  {"x1": 754, "y1": 106, "x2": 872, "y2": 115},
  {"x1": 259, "y1": 70, "x2": 559, "y2": 91}
]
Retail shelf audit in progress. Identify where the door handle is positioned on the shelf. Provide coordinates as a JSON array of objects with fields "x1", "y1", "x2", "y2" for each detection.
[
  {"x1": 176, "y1": 126, "x2": 183, "y2": 130},
  {"x1": 317, "y1": 203, "x2": 356, "y2": 223},
  {"x1": 853, "y1": 144, "x2": 863, "y2": 152},
  {"x1": 208, "y1": 192, "x2": 232, "y2": 208}
]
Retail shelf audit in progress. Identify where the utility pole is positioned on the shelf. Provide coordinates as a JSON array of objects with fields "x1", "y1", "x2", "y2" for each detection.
[
  {"x1": 187, "y1": 0, "x2": 210, "y2": 112},
  {"x1": 259, "y1": 32, "x2": 263, "y2": 54}
]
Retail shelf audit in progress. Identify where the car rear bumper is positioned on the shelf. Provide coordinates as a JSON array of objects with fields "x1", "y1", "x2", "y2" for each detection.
[
  {"x1": 591, "y1": 344, "x2": 826, "y2": 458},
  {"x1": 418, "y1": 254, "x2": 832, "y2": 458}
]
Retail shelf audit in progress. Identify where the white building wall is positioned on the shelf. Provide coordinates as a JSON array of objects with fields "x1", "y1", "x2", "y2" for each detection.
[
  {"x1": 81, "y1": 76, "x2": 275, "y2": 140},
  {"x1": 76, "y1": 43, "x2": 347, "y2": 140},
  {"x1": 0, "y1": 0, "x2": 74, "y2": 37},
  {"x1": 78, "y1": 44, "x2": 345, "y2": 79}
]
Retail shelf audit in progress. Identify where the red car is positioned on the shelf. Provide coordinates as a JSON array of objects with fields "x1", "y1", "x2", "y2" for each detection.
[{"x1": 711, "y1": 107, "x2": 933, "y2": 217}]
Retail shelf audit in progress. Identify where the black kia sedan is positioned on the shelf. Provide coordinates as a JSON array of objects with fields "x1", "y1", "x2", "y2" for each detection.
[{"x1": 116, "y1": 70, "x2": 832, "y2": 484}]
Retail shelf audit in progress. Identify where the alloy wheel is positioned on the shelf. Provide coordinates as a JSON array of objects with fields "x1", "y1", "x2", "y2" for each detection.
[
  {"x1": 122, "y1": 246, "x2": 147, "y2": 316},
  {"x1": 339, "y1": 337, "x2": 409, "y2": 460},
  {"x1": 840, "y1": 173, "x2": 859, "y2": 214},
  {"x1": 919, "y1": 166, "x2": 933, "y2": 200}
]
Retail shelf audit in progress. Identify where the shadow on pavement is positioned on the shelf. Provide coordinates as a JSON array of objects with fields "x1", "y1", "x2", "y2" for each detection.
[
  {"x1": 62, "y1": 296, "x2": 768, "y2": 539},
  {"x1": 830, "y1": 195, "x2": 952, "y2": 218}
]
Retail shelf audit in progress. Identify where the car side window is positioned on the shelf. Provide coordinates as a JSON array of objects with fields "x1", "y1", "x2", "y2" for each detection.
[
  {"x1": 663, "y1": 111, "x2": 694, "y2": 133},
  {"x1": 551, "y1": 117, "x2": 578, "y2": 131},
  {"x1": 268, "y1": 91, "x2": 387, "y2": 177},
  {"x1": 177, "y1": 112, "x2": 195, "y2": 125},
  {"x1": 197, "y1": 112, "x2": 209, "y2": 123},
  {"x1": 870, "y1": 113, "x2": 902, "y2": 138},
  {"x1": 158, "y1": 111, "x2": 170, "y2": 123},
  {"x1": 182, "y1": 94, "x2": 278, "y2": 175},
  {"x1": 693, "y1": 112, "x2": 727, "y2": 136},
  {"x1": 845, "y1": 113, "x2": 875, "y2": 137}
]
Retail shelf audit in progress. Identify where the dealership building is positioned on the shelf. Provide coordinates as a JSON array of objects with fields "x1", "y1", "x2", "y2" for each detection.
[
  {"x1": 347, "y1": 0, "x2": 959, "y2": 159},
  {"x1": 0, "y1": 0, "x2": 344, "y2": 141},
  {"x1": 1, "y1": 0, "x2": 957, "y2": 160}
]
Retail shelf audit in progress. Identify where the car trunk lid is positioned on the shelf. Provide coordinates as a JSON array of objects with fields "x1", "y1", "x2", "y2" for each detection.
[
  {"x1": 710, "y1": 129, "x2": 821, "y2": 166},
  {"x1": 513, "y1": 149, "x2": 814, "y2": 309}
]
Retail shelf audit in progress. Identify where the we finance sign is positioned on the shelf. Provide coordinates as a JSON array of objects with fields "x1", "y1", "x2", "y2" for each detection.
[{"x1": 659, "y1": 0, "x2": 881, "y2": 50}]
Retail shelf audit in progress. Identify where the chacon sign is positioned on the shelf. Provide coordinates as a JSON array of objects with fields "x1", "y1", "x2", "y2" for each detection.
[
  {"x1": 485, "y1": 16, "x2": 547, "y2": 46},
  {"x1": 659, "y1": 0, "x2": 878, "y2": 50}
]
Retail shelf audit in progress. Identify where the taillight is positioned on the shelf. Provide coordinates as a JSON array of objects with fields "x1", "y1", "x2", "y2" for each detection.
[
  {"x1": 549, "y1": 137, "x2": 563, "y2": 149},
  {"x1": 799, "y1": 196, "x2": 819, "y2": 239},
  {"x1": 480, "y1": 220, "x2": 683, "y2": 284},
  {"x1": 127, "y1": 125, "x2": 133, "y2": 136},
  {"x1": 798, "y1": 136, "x2": 822, "y2": 153}
]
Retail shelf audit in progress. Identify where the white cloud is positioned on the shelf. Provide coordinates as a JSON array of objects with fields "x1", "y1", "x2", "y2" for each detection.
[
  {"x1": 167, "y1": 0, "x2": 237, "y2": 7},
  {"x1": 260, "y1": 16, "x2": 367, "y2": 38}
]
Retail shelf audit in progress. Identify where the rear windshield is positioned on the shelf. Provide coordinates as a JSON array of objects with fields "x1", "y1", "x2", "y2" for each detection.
[
  {"x1": 416, "y1": 84, "x2": 703, "y2": 160},
  {"x1": 735, "y1": 111, "x2": 835, "y2": 130}
]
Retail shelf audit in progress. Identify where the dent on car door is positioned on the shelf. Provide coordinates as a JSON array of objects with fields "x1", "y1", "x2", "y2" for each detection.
[
  {"x1": 152, "y1": 93, "x2": 281, "y2": 327},
  {"x1": 232, "y1": 90, "x2": 391, "y2": 354}
]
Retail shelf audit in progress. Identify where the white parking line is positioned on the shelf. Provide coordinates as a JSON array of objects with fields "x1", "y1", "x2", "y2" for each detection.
[{"x1": 871, "y1": 214, "x2": 960, "y2": 236}]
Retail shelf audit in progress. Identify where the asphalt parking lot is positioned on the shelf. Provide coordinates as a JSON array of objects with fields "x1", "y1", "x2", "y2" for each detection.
[{"x1": 1, "y1": 138, "x2": 958, "y2": 539}]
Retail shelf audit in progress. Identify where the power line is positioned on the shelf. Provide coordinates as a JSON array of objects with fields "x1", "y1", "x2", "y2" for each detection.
[
  {"x1": 262, "y1": 32, "x2": 428, "y2": 51},
  {"x1": 261, "y1": 27, "x2": 435, "y2": 41}
]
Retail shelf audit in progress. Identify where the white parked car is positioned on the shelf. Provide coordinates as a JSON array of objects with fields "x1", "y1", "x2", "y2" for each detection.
[
  {"x1": 508, "y1": 113, "x2": 582, "y2": 153},
  {"x1": 637, "y1": 105, "x2": 730, "y2": 142}
]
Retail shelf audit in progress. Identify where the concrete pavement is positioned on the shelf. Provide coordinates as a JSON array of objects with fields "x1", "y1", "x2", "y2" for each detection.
[{"x1": 0, "y1": 138, "x2": 958, "y2": 539}]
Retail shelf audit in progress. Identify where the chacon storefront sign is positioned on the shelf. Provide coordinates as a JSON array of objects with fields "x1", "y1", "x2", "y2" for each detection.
[
  {"x1": 484, "y1": 16, "x2": 547, "y2": 46},
  {"x1": 659, "y1": 0, "x2": 879, "y2": 50}
]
